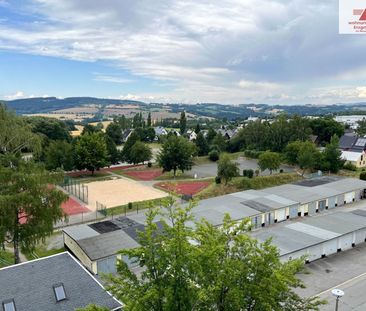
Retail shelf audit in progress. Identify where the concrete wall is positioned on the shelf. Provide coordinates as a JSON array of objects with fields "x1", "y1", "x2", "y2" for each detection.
[{"x1": 63, "y1": 233, "x2": 96, "y2": 274}]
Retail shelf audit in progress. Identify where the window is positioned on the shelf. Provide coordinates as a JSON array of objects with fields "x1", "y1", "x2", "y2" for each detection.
[
  {"x1": 2, "y1": 299, "x2": 16, "y2": 311},
  {"x1": 53, "y1": 283, "x2": 66, "y2": 302}
]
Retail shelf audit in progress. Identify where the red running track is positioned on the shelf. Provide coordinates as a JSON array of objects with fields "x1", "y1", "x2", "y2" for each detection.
[
  {"x1": 61, "y1": 197, "x2": 90, "y2": 215},
  {"x1": 155, "y1": 181, "x2": 210, "y2": 196}
]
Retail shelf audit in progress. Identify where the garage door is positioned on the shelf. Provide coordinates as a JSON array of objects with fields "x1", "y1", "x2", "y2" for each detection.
[
  {"x1": 328, "y1": 196, "x2": 336, "y2": 209},
  {"x1": 344, "y1": 192, "x2": 354, "y2": 204},
  {"x1": 355, "y1": 229, "x2": 366, "y2": 244},
  {"x1": 338, "y1": 234, "x2": 353, "y2": 251},
  {"x1": 308, "y1": 202, "x2": 317, "y2": 215},
  {"x1": 337, "y1": 194, "x2": 344, "y2": 206},
  {"x1": 322, "y1": 239, "x2": 337, "y2": 256},
  {"x1": 289, "y1": 205, "x2": 299, "y2": 218},
  {"x1": 318, "y1": 200, "x2": 326, "y2": 212},
  {"x1": 275, "y1": 209, "x2": 286, "y2": 222},
  {"x1": 307, "y1": 244, "x2": 323, "y2": 262},
  {"x1": 97, "y1": 256, "x2": 117, "y2": 275},
  {"x1": 251, "y1": 216, "x2": 260, "y2": 229}
]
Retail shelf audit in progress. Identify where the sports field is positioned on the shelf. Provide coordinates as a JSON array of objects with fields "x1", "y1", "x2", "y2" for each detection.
[{"x1": 86, "y1": 178, "x2": 168, "y2": 210}]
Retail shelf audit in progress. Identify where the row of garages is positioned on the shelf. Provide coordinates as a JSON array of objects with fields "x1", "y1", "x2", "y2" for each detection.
[{"x1": 251, "y1": 209, "x2": 366, "y2": 263}]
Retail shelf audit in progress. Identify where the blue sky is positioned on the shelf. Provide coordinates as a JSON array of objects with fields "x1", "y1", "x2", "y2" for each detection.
[{"x1": 1, "y1": 0, "x2": 366, "y2": 104}]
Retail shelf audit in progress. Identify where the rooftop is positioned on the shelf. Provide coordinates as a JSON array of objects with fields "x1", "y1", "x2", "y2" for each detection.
[{"x1": 0, "y1": 252, "x2": 121, "y2": 311}]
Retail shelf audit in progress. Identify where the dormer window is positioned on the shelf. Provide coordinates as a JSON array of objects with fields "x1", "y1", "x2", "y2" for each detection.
[
  {"x1": 53, "y1": 283, "x2": 67, "y2": 302},
  {"x1": 2, "y1": 299, "x2": 16, "y2": 311}
]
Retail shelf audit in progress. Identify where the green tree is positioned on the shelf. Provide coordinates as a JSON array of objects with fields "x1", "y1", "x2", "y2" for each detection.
[
  {"x1": 356, "y1": 119, "x2": 366, "y2": 136},
  {"x1": 129, "y1": 141, "x2": 152, "y2": 164},
  {"x1": 217, "y1": 153, "x2": 239, "y2": 184},
  {"x1": 195, "y1": 132, "x2": 209, "y2": 156},
  {"x1": 82, "y1": 124, "x2": 101, "y2": 135},
  {"x1": 212, "y1": 133, "x2": 227, "y2": 152},
  {"x1": 122, "y1": 131, "x2": 141, "y2": 162},
  {"x1": 105, "y1": 136, "x2": 120, "y2": 165},
  {"x1": 180, "y1": 111, "x2": 187, "y2": 135},
  {"x1": 297, "y1": 142, "x2": 320, "y2": 176},
  {"x1": 321, "y1": 135, "x2": 344, "y2": 173},
  {"x1": 258, "y1": 151, "x2": 282, "y2": 174},
  {"x1": 284, "y1": 141, "x2": 303, "y2": 165},
  {"x1": 75, "y1": 132, "x2": 108, "y2": 174},
  {"x1": 195, "y1": 123, "x2": 201, "y2": 134},
  {"x1": 309, "y1": 118, "x2": 344, "y2": 145},
  {"x1": 0, "y1": 104, "x2": 41, "y2": 161},
  {"x1": 45, "y1": 140, "x2": 74, "y2": 171},
  {"x1": 27, "y1": 117, "x2": 72, "y2": 142},
  {"x1": 102, "y1": 203, "x2": 323, "y2": 311},
  {"x1": 147, "y1": 112, "x2": 152, "y2": 127},
  {"x1": 206, "y1": 127, "x2": 217, "y2": 145},
  {"x1": 106, "y1": 122, "x2": 123, "y2": 145},
  {"x1": 0, "y1": 161, "x2": 67, "y2": 263},
  {"x1": 158, "y1": 135, "x2": 196, "y2": 177}
]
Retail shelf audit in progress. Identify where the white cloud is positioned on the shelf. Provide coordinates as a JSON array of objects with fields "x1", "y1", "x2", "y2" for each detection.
[
  {"x1": 3, "y1": 91, "x2": 27, "y2": 100},
  {"x1": 1, "y1": 0, "x2": 365, "y2": 104}
]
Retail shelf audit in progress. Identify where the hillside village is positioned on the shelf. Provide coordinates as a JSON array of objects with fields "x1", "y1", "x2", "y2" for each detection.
[{"x1": 3, "y1": 100, "x2": 366, "y2": 310}]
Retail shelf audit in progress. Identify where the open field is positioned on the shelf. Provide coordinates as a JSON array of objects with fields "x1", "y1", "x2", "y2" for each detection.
[
  {"x1": 86, "y1": 178, "x2": 168, "y2": 210},
  {"x1": 155, "y1": 181, "x2": 211, "y2": 196}
]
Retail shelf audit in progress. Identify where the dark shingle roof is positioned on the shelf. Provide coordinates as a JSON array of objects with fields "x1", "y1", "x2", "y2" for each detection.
[
  {"x1": 339, "y1": 134, "x2": 357, "y2": 150},
  {"x1": 0, "y1": 252, "x2": 122, "y2": 311}
]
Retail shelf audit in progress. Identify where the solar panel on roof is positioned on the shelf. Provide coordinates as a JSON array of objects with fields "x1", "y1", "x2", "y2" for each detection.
[
  {"x1": 355, "y1": 138, "x2": 366, "y2": 146},
  {"x1": 89, "y1": 221, "x2": 121, "y2": 234}
]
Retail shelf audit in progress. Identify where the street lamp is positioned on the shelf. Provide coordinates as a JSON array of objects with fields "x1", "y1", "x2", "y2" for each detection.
[{"x1": 331, "y1": 288, "x2": 344, "y2": 311}]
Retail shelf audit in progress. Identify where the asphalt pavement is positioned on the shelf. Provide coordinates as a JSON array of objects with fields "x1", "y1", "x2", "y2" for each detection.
[{"x1": 296, "y1": 243, "x2": 366, "y2": 310}]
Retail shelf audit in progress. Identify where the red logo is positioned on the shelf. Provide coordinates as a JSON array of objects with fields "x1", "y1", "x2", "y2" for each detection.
[{"x1": 353, "y1": 8, "x2": 366, "y2": 20}]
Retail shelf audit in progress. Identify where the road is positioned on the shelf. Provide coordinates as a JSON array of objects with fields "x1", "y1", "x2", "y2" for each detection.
[{"x1": 296, "y1": 243, "x2": 366, "y2": 310}]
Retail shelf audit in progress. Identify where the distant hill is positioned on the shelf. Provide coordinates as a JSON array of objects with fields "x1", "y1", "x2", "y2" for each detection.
[
  {"x1": 2, "y1": 96, "x2": 366, "y2": 119},
  {"x1": 2, "y1": 97, "x2": 146, "y2": 114}
]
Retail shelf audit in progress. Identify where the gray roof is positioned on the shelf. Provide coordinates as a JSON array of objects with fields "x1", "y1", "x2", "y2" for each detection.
[
  {"x1": 0, "y1": 252, "x2": 121, "y2": 311},
  {"x1": 339, "y1": 134, "x2": 357, "y2": 149},
  {"x1": 77, "y1": 230, "x2": 140, "y2": 260},
  {"x1": 251, "y1": 211, "x2": 366, "y2": 256}
]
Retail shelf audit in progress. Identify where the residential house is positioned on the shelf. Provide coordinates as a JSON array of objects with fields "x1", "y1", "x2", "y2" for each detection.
[
  {"x1": 342, "y1": 151, "x2": 366, "y2": 168},
  {"x1": 154, "y1": 126, "x2": 168, "y2": 137},
  {"x1": 187, "y1": 130, "x2": 197, "y2": 141},
  {"x1": 0, "y1": 252, "x2": 122, "y2": 311},
  {"x1": 122, "y1": 129, "x2": 133, "y2": 142}
]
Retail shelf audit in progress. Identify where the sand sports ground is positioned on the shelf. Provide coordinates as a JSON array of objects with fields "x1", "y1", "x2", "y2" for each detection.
[{"x1": 86, "y1": 177, "x2": 168, "y2": 210}]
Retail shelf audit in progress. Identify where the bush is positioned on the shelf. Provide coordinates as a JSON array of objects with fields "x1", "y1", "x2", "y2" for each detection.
[
  {"x1": 343, "y1": 162, "x2": 357, "y2": 171},
  {"x1": 209, "y1": 150, "x2": 220, "y2": 162},
  {"x1": 234, "y1": 173, "x2": 301, "y2": 190},
  {"x1": 244, "y1": 150, "x2": 263, "y2": 159},
  {"x1": 243, "y1": 169, "x2": 254, "y2": 178},
  {"x1": 215, "y1": 176, "x2": 221, "y2": 184},
  {"x1": 255, "y1": 169, "x2": 260, "y2": 177},
  {"x1": 360, "y1": 172, "x2": 366, "y2": 181},
  {"x1": 147, "y1": 162, "x2": 152, "y2": 168},
  {"x1": 128, "y1": 202, "x2": 133, "y2": 210}
]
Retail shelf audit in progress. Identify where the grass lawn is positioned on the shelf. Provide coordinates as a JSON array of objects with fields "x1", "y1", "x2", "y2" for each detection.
[
  {"x1": 0, "y1": 251, "x2": 14, "y2": 268},
  {"x1": 154, "y1": 171, "x2": 193, "y2": 180},
  {"x1": 71, "y1": 173, "x2": 116, "y2": 183},
  {"x1": 24, "y1": 245, "x2": 65, "y2": 261},
  {"x1": 196, "y1": 173, "x2": 301, "y2": 200}
]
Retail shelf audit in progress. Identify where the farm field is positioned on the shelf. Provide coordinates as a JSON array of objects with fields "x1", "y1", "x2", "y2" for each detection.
[{"x1": 155, "y1": 181, "x2": 211, "y2": 196}]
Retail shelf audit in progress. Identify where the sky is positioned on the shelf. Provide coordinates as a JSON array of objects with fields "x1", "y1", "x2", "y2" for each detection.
[{"x1": 1, "y1": 0, "x2": 366, "y2": 105}]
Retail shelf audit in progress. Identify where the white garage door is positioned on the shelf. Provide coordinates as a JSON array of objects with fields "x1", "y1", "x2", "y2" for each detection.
[
  {"x1": 344, "y1": 192, "x2": 354, "y2": 204},
  {"x1": 322, "y1": 239, "x2": 337, "y2": 256},
  {"x1": 275, "y1": 209, "x2": 286, "y2": 222},
  {"x1": 338, "y1": 234, "x2": 353, "y2": 251}
]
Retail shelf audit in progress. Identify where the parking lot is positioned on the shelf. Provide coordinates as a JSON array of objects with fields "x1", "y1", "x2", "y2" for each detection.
[{"x1": 296, "y1": 243, "x2": 366, "y2": 310}]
